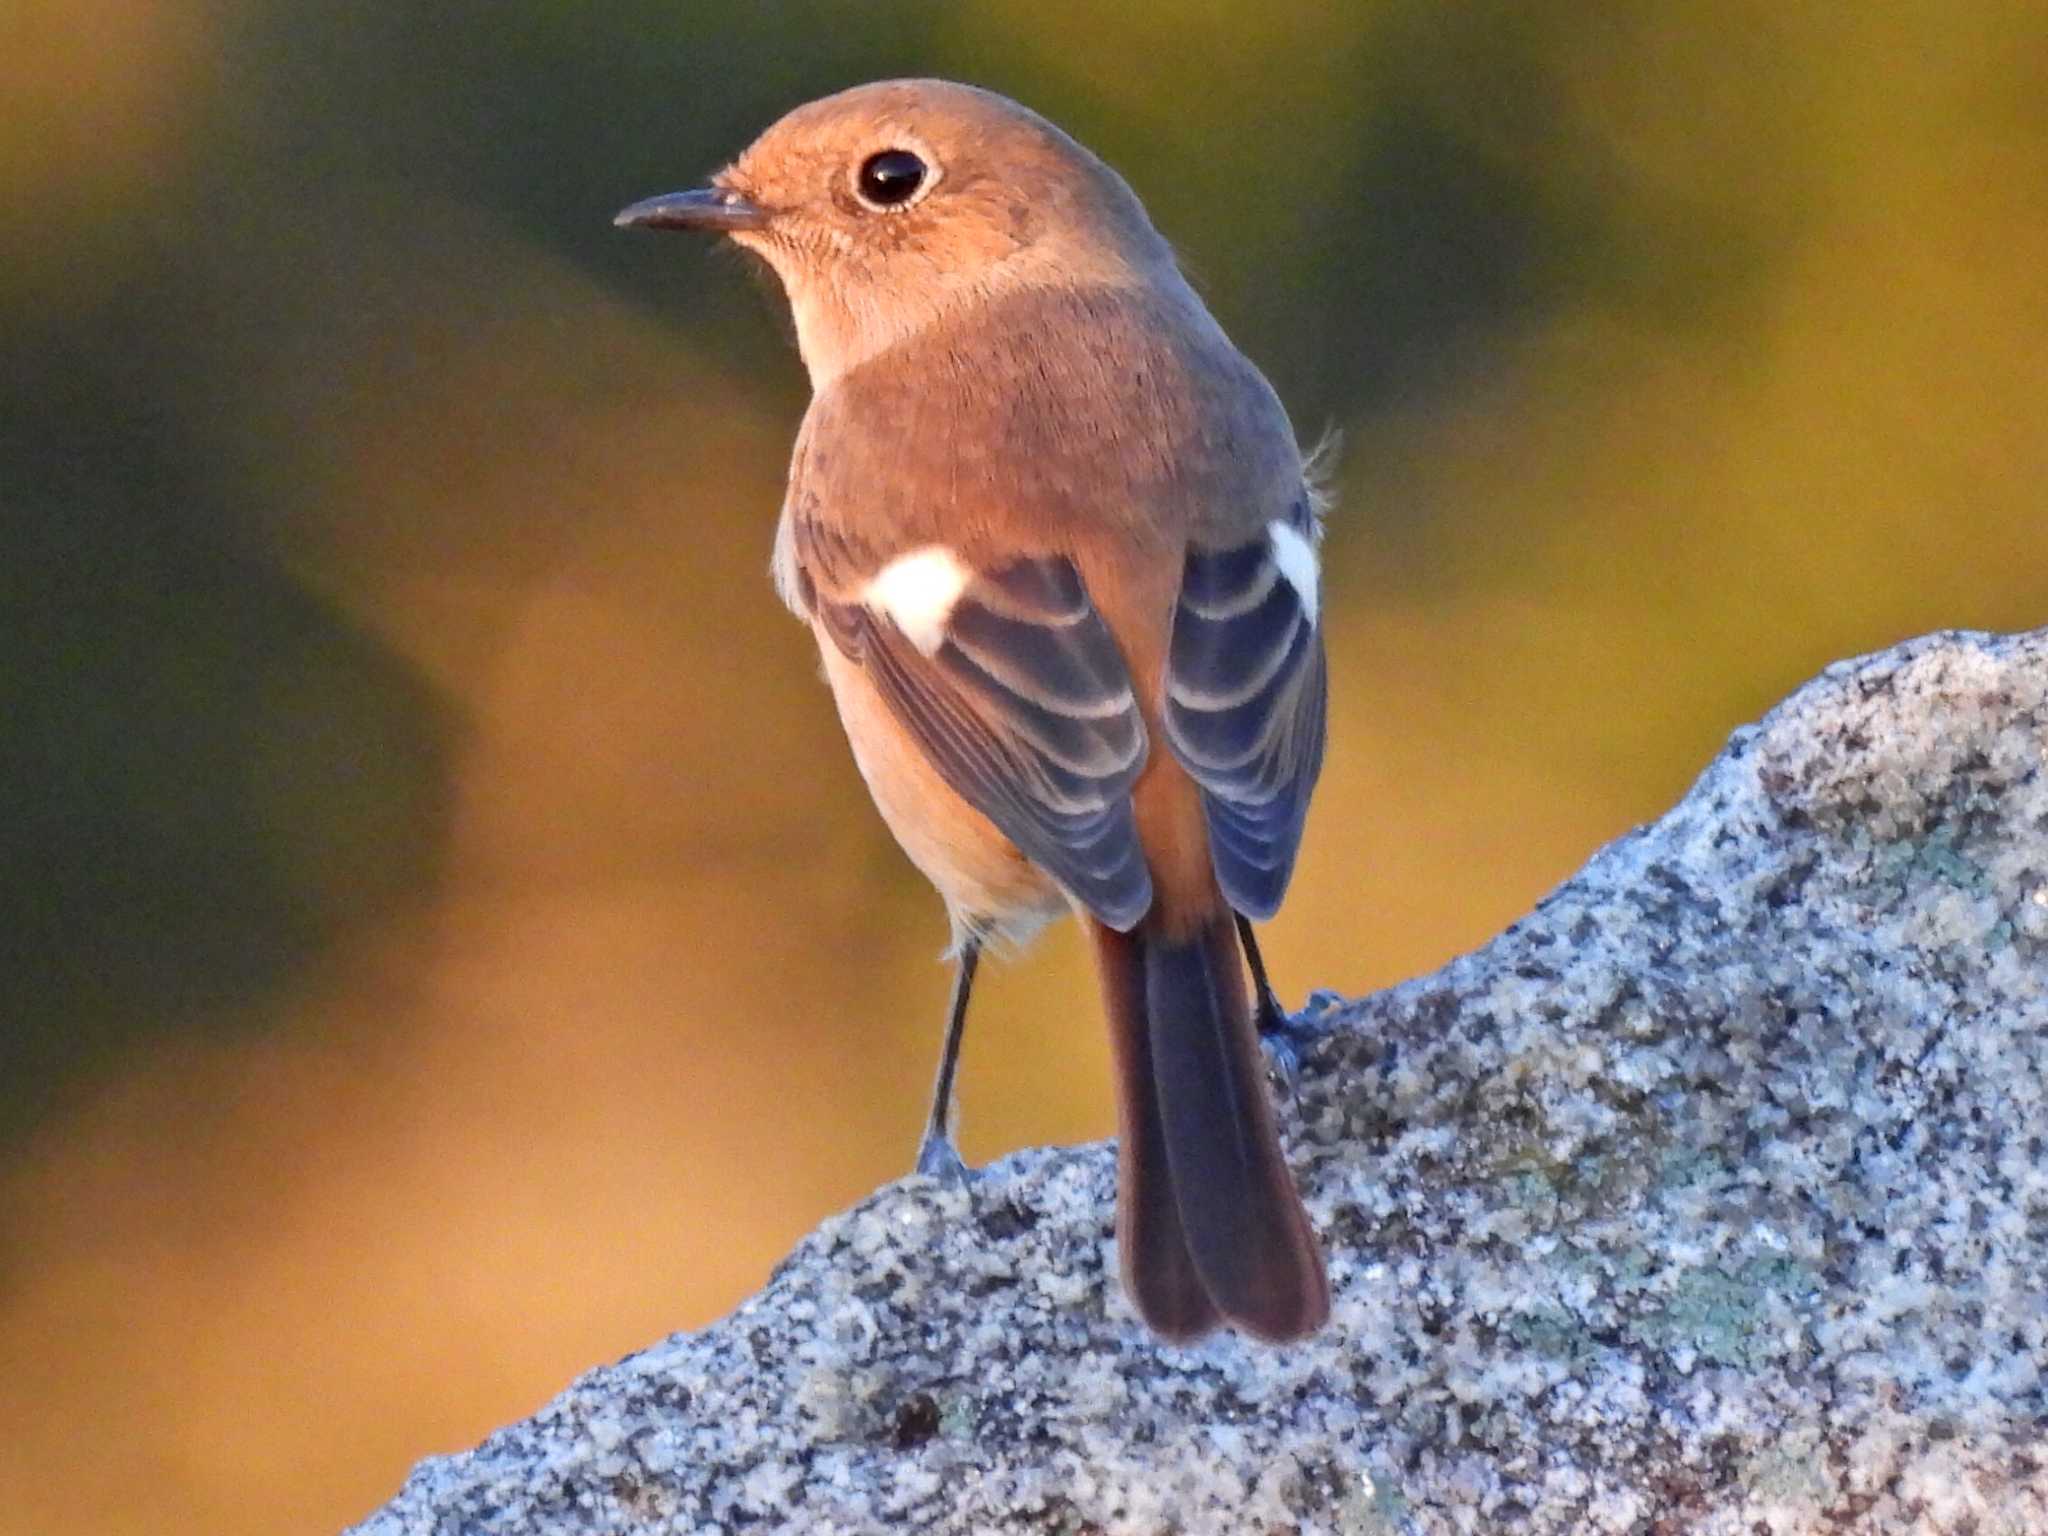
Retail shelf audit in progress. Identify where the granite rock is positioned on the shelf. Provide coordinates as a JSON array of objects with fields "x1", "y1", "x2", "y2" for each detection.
[{"x1": 351, "y1": 628, "x2": 2048, "y2": 1535}]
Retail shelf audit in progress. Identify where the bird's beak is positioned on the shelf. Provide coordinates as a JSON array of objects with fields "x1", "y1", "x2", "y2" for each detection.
[{"x1": 613, "y1": 186, "x2": 768, "y2": 234}]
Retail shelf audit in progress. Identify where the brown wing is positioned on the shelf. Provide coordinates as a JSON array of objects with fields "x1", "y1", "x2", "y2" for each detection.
[{"x1": 794, "y1": 512, "x2": 1155, "y2": 930}]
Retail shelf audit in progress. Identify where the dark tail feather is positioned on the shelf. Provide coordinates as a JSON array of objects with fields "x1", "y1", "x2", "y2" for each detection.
[
  {"x1": 1089, "y1": 915, "x2": 1329, "y2": 1344},
  {"x1": 1092, "y1": 922, "x2": 1221, "y2": 1342}
]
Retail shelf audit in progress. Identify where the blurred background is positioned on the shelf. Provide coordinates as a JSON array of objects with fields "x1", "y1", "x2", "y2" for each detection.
[{"x1": 3, "y1": 2, "x2": 2043, "y2": 1531}]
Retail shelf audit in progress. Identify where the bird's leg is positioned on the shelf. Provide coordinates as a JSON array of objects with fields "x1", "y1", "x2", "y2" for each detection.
[
  {"x1": 1235, "y1": 913, "x2": 1307, "y2": 1090},
  {"x1": 1235, "y1": 912, "x2": 1289, "y2": 1036},
  {"x1": 913, "y1": 935, "x2": 981, "y2": 1183}
]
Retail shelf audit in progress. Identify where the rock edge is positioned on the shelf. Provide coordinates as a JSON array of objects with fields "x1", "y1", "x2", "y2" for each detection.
[{"x1": 353, "y1": 628, "x2": 2048, "y2": 1536}]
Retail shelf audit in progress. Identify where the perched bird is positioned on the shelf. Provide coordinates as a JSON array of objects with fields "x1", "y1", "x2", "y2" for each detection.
[{"x1": 618, "y1": 80, "x2": 1330, "y2": 1343}]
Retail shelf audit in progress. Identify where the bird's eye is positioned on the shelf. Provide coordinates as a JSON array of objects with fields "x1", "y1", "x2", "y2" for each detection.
[{"x1": 855, "y1": 150, "x2": 928, "y2": 209}]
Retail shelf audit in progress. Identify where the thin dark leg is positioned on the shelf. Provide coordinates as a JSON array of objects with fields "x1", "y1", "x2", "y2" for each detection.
[
  {"x1": 914, "y1": 936, "x2": 981, "y2": 1181},
  {"x1": 1235, "y1": 913, "x2": 1307, "y2": 1091},
  {"x1": 1235, "y1": 913, "x2": 1289, "y2": 1037}
]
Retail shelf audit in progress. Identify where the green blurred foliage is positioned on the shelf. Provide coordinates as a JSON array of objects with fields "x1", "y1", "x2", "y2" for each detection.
[{"x1": 1, "y1": 2, "x2": 2043, "y2": 1534}]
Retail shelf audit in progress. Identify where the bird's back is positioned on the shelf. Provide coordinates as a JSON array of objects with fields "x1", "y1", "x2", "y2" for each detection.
[{"x1": 785, "y1": 276, "x2": 1306, "y2": 574}]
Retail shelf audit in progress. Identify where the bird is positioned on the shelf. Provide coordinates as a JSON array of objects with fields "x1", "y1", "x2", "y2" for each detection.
[{"x1": 617, "y1": 79, "x2": 1330, "y2": 1344}]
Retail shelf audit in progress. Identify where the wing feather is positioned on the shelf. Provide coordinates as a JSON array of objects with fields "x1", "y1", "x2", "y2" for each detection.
[
  {"x1": 1162, "y1": 505, "x2": 1328, "y2": 919},
  {"x1": 806, "y1": 535, "x2": 1154, "y2": 930}
]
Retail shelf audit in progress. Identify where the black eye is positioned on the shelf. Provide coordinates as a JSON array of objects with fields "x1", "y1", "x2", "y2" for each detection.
[{"x1": 856, "y1": 149, "x2": 928, "y2": 208}]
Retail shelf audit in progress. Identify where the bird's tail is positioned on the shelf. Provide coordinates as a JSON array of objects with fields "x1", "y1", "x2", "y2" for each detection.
[{"x1": 1088, "y1": 912, "x2": 1329, "y2": 1343}]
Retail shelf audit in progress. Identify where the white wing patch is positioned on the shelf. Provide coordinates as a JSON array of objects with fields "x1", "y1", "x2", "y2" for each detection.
[
  {"x1": 769, "y1": 508, "x2": 806, "y2": 617},
  {"x1": 1267, "y1": 521, "x2": 1321, "y2": 628},
  {"x1": 863, "y1": 546, "x2": 973, "y2": 656}
]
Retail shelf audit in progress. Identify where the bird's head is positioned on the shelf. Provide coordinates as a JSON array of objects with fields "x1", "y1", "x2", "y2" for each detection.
[{"x1": 617, "y1": 79, "x2": 1175, "y2": 386}]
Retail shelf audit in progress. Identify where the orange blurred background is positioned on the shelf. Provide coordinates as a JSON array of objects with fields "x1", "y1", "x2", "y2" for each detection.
[{"x1": 2, "y1": 4, "x2": 2044, "y2": 1532}]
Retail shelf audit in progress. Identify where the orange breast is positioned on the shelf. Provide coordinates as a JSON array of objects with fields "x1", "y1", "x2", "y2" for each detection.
[{"x1": 814, "y1": 627, "x2": 1065, "y2": 940}]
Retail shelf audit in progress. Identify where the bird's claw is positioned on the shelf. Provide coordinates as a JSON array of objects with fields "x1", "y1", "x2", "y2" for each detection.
[
  {"x1": 1256, "y1": 994, "x2": 1328, "y2": 1096},
  {"x1": 913, "y1": 1130, "x2": 972, "y2": 1186},
  {"x1": 1261, "y1": 1025, "x2": 1306, "y2": 1095}
]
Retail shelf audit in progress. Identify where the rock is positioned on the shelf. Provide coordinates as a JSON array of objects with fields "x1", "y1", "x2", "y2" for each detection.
[{"x1": 349, "y1": 628, "x2": 2048, "y2": 1535}]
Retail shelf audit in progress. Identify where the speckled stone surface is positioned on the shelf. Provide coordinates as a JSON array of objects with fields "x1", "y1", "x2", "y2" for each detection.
[{"x1": 351, "y1": 628, "x2": 2048, "y2": 1535}]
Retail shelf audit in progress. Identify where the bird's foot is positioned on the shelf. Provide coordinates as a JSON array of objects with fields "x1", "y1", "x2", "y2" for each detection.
[
  {"x1": 913, "y1": 1128, "x2": 971, "y2": 1186},
  {"x1": 1257, "y1": 988, "x2": 1341, "y2": 1095}
]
